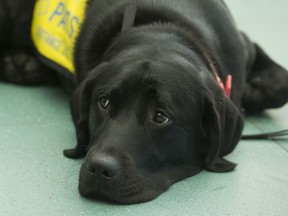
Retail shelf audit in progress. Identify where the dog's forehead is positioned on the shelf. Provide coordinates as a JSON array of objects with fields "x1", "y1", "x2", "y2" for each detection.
[
  {"x1": 100, "y1": 58, "x2": 202, "y2": 91},
  {"x1": 92, "y1": 59, "x2": 203, "y2": 111}
]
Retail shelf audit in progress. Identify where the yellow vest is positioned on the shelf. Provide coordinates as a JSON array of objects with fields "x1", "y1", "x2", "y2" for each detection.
[{"x1": 31, "y1": 0, "x2": 88, "y2": 74}]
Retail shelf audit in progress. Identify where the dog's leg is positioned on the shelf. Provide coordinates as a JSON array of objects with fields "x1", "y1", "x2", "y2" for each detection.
[
  {"x1": 0, "y1": 50, "x2": 59, "y2": 85},
  {"x1": 242, "y1": 43, "x2": 288, "y2": 114}
]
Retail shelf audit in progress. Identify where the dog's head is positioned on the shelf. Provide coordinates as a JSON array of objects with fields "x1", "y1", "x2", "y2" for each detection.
[{"x1": 64, "y1": 53, "x2": 243, "y2": 204}]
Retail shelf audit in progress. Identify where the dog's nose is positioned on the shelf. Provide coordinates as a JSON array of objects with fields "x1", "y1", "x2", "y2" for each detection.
[{"x1": 87, "y1": 154, "x2": 120, "y2": 179}]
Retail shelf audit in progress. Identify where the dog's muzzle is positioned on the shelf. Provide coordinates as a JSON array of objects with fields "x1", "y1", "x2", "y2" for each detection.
[{"x1": 78, "y1": 152, "x2": 161, "y2": 204}]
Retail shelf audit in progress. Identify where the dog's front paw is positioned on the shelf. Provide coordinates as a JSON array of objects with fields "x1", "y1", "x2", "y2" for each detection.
[{"x1": 0, "y1": 51, "x2": 58, "y2": 85}]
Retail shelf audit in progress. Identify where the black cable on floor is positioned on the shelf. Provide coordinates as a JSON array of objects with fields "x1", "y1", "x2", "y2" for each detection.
[{"x1": 242, "y1": 129, "x2": 288, "y2": 140}]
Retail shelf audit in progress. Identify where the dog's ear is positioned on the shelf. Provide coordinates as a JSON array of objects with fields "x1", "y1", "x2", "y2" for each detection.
[
  {"x1": 202, "y1": 76, "x2": 244, "y2": 172},
  {"x1": 63, "y1": 78, "x2": 93, "y2": 158},
  {"x1": 64, "y1": 63, "x2": 108, "y2": 158}
]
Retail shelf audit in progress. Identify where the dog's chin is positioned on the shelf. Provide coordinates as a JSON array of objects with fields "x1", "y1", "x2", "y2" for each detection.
[{"x1": 78, "y1": 182, "x2": 163, "y2": 204}]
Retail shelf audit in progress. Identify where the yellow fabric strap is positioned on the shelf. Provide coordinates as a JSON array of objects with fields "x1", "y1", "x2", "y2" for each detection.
[{"x1": 31, "y1": 0, "x2": 88, "y2": 74}]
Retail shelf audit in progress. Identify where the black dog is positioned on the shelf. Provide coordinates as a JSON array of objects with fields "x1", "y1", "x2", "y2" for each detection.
[{"x1": 1, "y1": 0, "x2": 288, "y2": 204}]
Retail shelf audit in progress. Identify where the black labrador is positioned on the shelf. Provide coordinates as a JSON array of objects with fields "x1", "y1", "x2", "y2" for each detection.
[{"x1": 1, "y1": 0, "x2": 288, "y2": 204}]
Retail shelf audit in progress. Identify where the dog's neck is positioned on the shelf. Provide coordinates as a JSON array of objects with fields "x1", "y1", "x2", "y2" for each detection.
[
  {"x1": 120, "y1": 5, "x2": 232, "y2": 98},
  {"x1": 76, "y1": 3, "x2": 232, "y2": 97}
]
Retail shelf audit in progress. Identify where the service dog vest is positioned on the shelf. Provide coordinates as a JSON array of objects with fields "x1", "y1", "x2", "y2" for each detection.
[{"x1": 31, "y1": 0, "x2": 88, "y2": 75}]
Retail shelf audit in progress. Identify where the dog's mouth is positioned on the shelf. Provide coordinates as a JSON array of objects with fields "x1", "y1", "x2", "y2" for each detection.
[
  {"x1": 77, "y1": 158, "x2": 167, "y2": 204},
  {"x1": 78, "y1": 183, "x2": 161, "y2": 204},
  {"x1": 78, "y1": 171, "x2": 163, "y2": 204}
]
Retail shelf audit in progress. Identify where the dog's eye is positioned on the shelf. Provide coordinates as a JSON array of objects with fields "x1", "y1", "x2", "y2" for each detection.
[
  {"x1": 99, "y1": 97, "x2": 110, "y2": 109},
  {"x1": 153, "y1": 111, "x2": 169, "y2": 124}
]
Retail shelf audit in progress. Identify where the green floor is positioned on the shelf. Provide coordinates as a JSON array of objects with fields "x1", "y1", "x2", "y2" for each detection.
[{"x1": 1, "y1": 1, "x2": 288, "y2": 216}]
